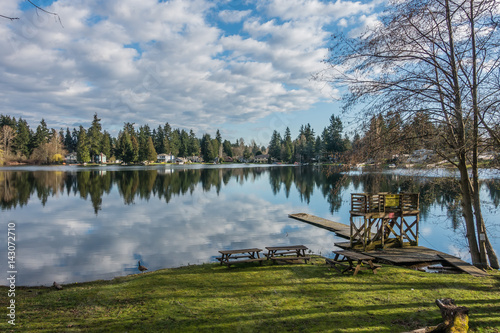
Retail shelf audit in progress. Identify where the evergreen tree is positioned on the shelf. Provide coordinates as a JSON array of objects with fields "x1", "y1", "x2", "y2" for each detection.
[
  {"x1": 138, "y1": 125, "x2": 151, "y2": 161},
  {"x1": 178, "y1": 129, "x2": 189, "y2": 157},
  {"x1": 314, "y1": 135, "x2": 323, "y2": 160},
  {"x1": 14, "y1": 118, "x2": 31, "y2": 158},
  {"x1": 188, "y1": 130, "x2": 200, "y2": 156},
  {"x1": 0, "y1": 114, "x2": 16, "y2": 127},
  {"x1": 268, "y1": 130, "x2": 282, "y2": 159},
  {"x1": 146, "y1": 136, "x2": 157, "y2": 162},
  {"x1": 201, "y1": 134, "x2": 216, "y2": 162},
  {"x1": 117, "y1": 131, "x2": 134, "y2": 163},
  {"x1": 223, "y1": 140, "x2": 233, "y2": 157},
  {"x1": 88, "y1": 113, "x2": 103, "y2": 161},
  {"x1": 282, "y1": 127, "x2": 293, "y2": 162},
  {"x1": 31, "y1": 119, "x2": 50, "y2": 150},
  {"x1": 169, "y1": 128, "x2": 180, "y2": 156},
  {"x1": 71, "y1": 128, "x2": 79, "y2": 152},
  {"x1": 214, "y1": 130, "x2": 222, "y2": 158},
  {"x1": 216, "y1": 130, "x2": 222, "y2": 144},
  {"x1": 76, "y1": 126, "x2": 90, "y2": 162},
  {"x1": 324, "y1": 115, "x2": 345, "y2": 154},
  {"x1": 131, "y1": 135, "x2": 139, "y2": 163},
  {"x1": 64, "y1": 128, "x2": 74, "y2": 152},
  {"x1": 153, "y1": 126, "x2": 166, "y2": 154},
  {"x1": 163, "y1": 123, "x2": 172, "y2": 154},
  {"x1": 102, "y1": 131, "x2": 112, "y2": 158}
]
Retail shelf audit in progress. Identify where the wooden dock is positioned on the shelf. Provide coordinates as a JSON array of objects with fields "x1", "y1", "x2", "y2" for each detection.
[
  {"x1": 288, "y1": 213, "x2": 351, "y2": 239},
  {"x1": 290, "y1": 213, "x2": 489, "y2": 277}
]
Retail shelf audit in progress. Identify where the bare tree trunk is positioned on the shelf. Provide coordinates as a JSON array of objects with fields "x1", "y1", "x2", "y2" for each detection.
[
  {"x1": 469, "y1": 0, "x2": 489, "y2": 269},
  {"x1": 445, "y1": 0, "x2": 482, "y2": 267},
  {"x1": 457, "y1": 157, "x2": 482, "y2": 266},
  {"x1": 467, "y1": 0, "x2": 498, "y2": 269}
]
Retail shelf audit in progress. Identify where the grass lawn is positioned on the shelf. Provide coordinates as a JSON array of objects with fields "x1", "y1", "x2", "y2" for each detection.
[{"x1": 2, "y1": 257, "x2": 499, "y2": 332}]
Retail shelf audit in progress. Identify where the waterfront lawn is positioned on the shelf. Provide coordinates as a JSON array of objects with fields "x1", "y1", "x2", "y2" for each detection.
[{"x1": 2, "y1": 257, "x2": 499, "y2": 332}]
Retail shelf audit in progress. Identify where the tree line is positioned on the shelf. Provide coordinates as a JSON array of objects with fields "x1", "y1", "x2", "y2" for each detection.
[
  {"x1": 268, "y1": 115, "x2": 350, "y2": 163},
  {"x1": 0, "y1": 113, "x2": 355, "y2": 165}
]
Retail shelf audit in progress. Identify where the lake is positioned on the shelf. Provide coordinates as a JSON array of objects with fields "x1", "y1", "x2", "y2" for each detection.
[{"x1": 1, "y1": 164, "x2": 499, "y2": 286}]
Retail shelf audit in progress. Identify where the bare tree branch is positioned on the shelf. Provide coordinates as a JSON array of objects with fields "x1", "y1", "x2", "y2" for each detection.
[
  {"x1": 2, "y1": 0, "x2": 63, "y2": 27},
  {"x1": 0, "y1": 14, "x2": 19, "y2": 21}
]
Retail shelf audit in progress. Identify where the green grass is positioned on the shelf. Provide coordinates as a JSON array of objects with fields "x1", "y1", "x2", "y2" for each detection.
[{"x1": 2, "y1": 257, "x2": 499, "y2": 332}]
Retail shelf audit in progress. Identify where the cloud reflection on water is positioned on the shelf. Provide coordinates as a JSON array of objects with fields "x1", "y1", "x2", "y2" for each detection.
[
  {"x1": 2, "y1": 167, "x2": 338, "y2": 286},
  {"x1": 1, "y1": 165, "x2": 499, "y2": 286}
]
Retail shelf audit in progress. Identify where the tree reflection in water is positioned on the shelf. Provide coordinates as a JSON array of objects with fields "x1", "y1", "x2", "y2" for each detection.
[
  {"x1": 1, "y1": 165, "x2": 499, "y2": 286},
  {"x1": 1, "y1": 167, "x2": 499, "y2": 222}
]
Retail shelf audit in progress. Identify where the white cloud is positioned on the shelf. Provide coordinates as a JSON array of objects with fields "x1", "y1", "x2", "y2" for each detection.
[
  {"x1": 219, "y1": 9, "x2": 252, "y2": 23},
  {"x1": 1, "y1": 0, "x2": 378, "y2": 139},
  {"x1": 261, "y1": 0, "x2": 375, "y2": 21},
  {"x1": 348, "y1": 13, "x2": 382, "y2": 37}
]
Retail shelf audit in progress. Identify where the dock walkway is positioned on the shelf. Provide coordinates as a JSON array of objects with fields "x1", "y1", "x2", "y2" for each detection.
[
  {"x1": 290, "y1": 213, "x2": 488, "y2": 277},
  {"x1": 289, "y1": 213, "x2": 351, "y2": 239}
]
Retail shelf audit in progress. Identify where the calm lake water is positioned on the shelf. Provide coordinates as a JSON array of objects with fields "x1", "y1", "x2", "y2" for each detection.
[{"x1": 1, "y1": 164, "x2": 499, "y2": 286}]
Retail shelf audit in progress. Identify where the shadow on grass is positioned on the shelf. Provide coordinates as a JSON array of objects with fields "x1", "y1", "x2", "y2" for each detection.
[{"x1": 7, "y1": 261, "x2": 500, "y2": 333}]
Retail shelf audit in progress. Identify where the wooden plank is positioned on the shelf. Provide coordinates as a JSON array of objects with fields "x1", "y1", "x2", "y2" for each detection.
[
  {"x1": 336, "y1": 243, "x2": 489, "y2": 277},
  {"x1": 335, "y1": 243, "x2": 444, "y2": 264},
  {"x1": 438, "y1": 254, "x2": 489, "y2": 277},
  {"x1": 219, "y1": 248, "x2": 262, "y2": 254},
  {"x1": 269, "y1": 256, "x2": 310, "y2": 261},
  {"x1": 333, "y1": 250, "x2": 375, "y2": 261},
  {"x1": 265, "y1": 245, "x2": 308, "y2": 251},
  {"x1": 221, "y1": 257, "x2": 267, "y2": 267},
  {"x1": 288, "y1": 213, "x2": 352, "y2": 239},
  {"x1": 364, "y1": 247, "x2": 443, "y2": 264}
]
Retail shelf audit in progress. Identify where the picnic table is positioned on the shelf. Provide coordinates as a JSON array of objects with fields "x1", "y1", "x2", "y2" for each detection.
[
  {"x1": 326, "y1": 250, "x2": 381, "y2": 276},
  {"x1": 266, "y1": 245, "x2": 310, "y2": 264},
  {"x1": 217, "y1": 248, "x2": 267, "y2": 267}
]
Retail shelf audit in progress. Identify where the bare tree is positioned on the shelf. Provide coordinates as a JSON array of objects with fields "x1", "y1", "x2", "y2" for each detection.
[
  {"x1": 319, "y1": 0, "x2": 499, "y2": 268},
  {"x1": 0, "y1": 125, "x2": 16, "y2": 159}
]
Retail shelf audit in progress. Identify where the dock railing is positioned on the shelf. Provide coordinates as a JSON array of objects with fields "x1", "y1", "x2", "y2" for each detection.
[{"x1": 350, "y1": 193, "x2": 420, "y2": 250}]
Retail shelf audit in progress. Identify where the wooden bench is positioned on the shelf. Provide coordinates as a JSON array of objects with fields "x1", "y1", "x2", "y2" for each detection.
[
  {"x1": 266, "y1": 245, "x2": 310, "y2": 264},
  {"x1": 327, "y1": 250, "x2": 381, "y2": 276},
  {"x1": 217, "y1": 248, "x2": 266, "y2": 268}
]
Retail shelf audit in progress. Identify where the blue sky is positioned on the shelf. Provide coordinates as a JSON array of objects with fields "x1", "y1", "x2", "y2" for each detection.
[{"x1": 2, "y1": 0, "x2": 382, "y2": 145}]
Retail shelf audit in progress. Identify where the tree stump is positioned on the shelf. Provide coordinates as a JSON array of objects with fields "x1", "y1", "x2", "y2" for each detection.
[
  {"x1": 404, "y1": 299, "x2": 469, "y2": 333},
  {"x1": 431, "y1": 298, "x2": 469, "y2": 333}
]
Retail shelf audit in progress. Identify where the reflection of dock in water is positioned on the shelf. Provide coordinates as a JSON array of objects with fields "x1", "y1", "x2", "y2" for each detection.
[{"x1": 289, "y1": 213, "x2": 488, "y2": 277}]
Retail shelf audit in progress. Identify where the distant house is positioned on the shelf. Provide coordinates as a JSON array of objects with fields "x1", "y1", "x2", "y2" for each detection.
[
  {"x1": 253, "y1": 154, "x2": 269, "y2": 163},
  {"x1": 157, "y1": 153, "x2": 175, "y2": 163},
  {"x1": 187, "y1": 156, "x2": 202, "y2": 163},
  {"x1": 224, "y1": 156, "x2": 233, "y2": 163},
  {"x1": 65, "y1": 152, "x2": 78, "y2": 164},
  {"x1": 408, "y1": 149, "x2": 434, "y2": 163},
  {"x1": 175, "y1": 157, "x2": 188, "y2": 164},
  {"x1": 95, "y1": 153, "x2": 107, "y2": 164}
]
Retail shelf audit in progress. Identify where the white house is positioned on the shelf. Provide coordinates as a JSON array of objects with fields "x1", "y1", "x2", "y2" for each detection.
[
  {"x1": 157, "y1": 153, "x2": 175, "y2": 163},
  {"x1": 95, "y1": 153, "x2": 107, "y2": 164}
]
